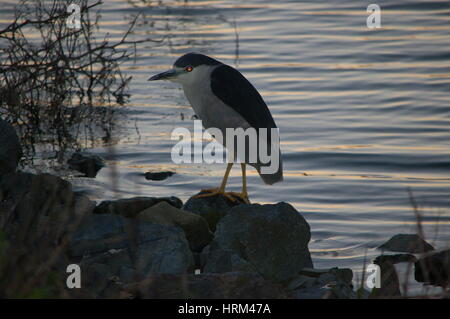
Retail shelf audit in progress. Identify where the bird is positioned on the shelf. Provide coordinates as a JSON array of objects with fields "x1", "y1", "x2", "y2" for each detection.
[{"x1": 149, "y1": 52, "x2": 282, "y2": 203}]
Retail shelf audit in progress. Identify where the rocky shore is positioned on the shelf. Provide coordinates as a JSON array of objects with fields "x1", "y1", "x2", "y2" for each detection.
[{"x1": 0, "y1": 119, "x2": 447, "y2": 298}]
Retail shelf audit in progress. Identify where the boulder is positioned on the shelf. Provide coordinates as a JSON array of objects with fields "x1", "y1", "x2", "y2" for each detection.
[
  {"x1": 289, "y1": 268, "x2": 355, "y2": 299},
  {"x1": 144, "y1": 171, "x2": 175, "y2": 181},
  {"x1": 297, "y1": 267, "x2": 353, "y2": 282},
  {"x1": 126, "y1": 272, "x2": 292, "y2": 299},
  {"x1": 369, "y1": 256, "x2": 401, "y2": 298},
  {"x1": 202, "y1": 202, "x2": 313, "y2": 282},
  {"x1": 70, "y1": 214, "x2": 193, "y2": 274},
  {"x1": 69, "y1": 214, "x2": 194, "y2": 278},
  {"x1": 137, "y1": 201, "x2": 213, "y2": 252},
  {"x1": 0, "y1": 172, "x2": 95, "y2": 297},
  {"x1": 67, "y1": 151, "x2": 105, "y2": 178},
  {"x1": 94, "y1": 196, "x2": 183, "y2": 218},
  {"x1": 378, "y1": 234, "x2": 434, "y2": 253},
  {"x1": 373, "y1": 254, "x2": 417, "y2": 265},
  {"x1": 0, "y1": 172, "x2": 94, "y2": 243},
  {"x1": 73, "y1": 192, "x2": 97, "y2": 217},
  {"x1": 72, "y1": 259, "x2": 125, "y2": 298},
  {"x1": 415, "y1": 249, "x2": 450, "y2": 286},
  {"x1": 183, "y1": 191, "x2": 245, "y2": 231},
  {"x1": 0, "y1": 118, "x2": 21, "y2": 176},
  {"x1": 200, "y1": 241, "x2": 255, "y2": 274}
]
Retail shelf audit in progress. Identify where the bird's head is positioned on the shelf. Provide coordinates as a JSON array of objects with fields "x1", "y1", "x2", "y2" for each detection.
[{"x1": 148, "y1": 52, "x2": 221, "y2": 85}]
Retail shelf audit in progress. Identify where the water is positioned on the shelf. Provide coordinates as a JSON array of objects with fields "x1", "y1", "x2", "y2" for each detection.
[{"x1": 2, "y1": 0, "x2": 450, "y2": 295}]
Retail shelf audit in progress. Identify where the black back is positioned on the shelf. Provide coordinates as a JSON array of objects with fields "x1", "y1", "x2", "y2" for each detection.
[{"x1": 210, "y1": 64, "x2": 277, "y2": 130}]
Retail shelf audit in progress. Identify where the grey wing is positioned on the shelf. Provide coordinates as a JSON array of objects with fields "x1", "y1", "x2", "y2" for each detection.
[{"x1": 210, "y1": 64, "x2": 277, "y2": 130}]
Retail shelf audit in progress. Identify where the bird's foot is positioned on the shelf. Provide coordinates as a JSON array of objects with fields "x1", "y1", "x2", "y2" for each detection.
[
  {"x1": 193, "y1": 188, "x2": 249, "y2": 204},
  {"x1": 225, "y1": 192, "x2": 250, "y2": 204}
]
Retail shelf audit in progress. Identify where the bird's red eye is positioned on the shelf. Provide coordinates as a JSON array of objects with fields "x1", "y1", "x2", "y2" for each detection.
[{"x1": 185, "y1": 66, "x2": 193, "y2": 72}]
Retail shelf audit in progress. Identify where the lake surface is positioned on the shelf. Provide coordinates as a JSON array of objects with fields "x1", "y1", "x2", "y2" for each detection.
[{"x1": 2, "y1": 0, "x2": 450, "y2": 295}]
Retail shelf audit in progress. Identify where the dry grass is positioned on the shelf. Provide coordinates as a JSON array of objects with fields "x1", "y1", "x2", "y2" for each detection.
[{"x1": 0, "y1": 0, "x2": 156, "y2": 163}]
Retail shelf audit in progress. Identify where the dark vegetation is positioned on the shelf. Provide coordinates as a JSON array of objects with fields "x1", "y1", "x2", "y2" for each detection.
[
  {"x1": 0, "y1": 0, "x2": 158, "y2": 298},
  {"x1": 0, "y1": 0, "x2": 150, "y2": 163}
]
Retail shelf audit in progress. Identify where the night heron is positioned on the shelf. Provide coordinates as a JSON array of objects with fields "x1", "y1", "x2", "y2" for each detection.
[{"x1": 149, "y1": 52, "x2": 283, "y2": 203}]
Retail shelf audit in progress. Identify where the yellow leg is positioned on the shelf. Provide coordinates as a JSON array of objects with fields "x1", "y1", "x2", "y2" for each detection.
[
  {"x1": 218, "y1": 163, "x2": 233, "y2": 192},
  {"x1": 241, "y1": 163, "x2": 248, "y2": 198},
  {"x1": 228, "y1": 163, "x2": 250, "y2": 204},
  {"x1": 193, "y1": 163, "x2": 237, "y2": 201}
]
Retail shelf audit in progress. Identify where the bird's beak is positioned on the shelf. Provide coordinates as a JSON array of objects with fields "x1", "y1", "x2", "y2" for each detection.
[{"x1": 148, "y1": 69, "x2": 177, "y2": 81}]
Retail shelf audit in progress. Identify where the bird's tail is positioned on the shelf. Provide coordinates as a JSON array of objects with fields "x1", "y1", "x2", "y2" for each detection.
[{"x1": 255, "y1": 155, "x2": 283, "y2": 185}]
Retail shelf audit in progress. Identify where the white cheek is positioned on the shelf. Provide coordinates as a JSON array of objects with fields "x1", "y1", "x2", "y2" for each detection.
[
  {"x1": 174, "y1": 71, "x2": 196, "y2": 85},
  {"x1": 169, "y1": 76, "x2": 184, "y2": 84}
]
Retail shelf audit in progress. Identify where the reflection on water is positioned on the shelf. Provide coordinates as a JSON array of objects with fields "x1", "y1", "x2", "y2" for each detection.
[{"x1": 2, "y1": 0, "x2": 449, "y2": 295}]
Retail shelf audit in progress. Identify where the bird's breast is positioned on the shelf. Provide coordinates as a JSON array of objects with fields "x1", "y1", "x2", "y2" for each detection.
[{"x1": 182, "y1": 81, "x2": 250, "y2": 135}]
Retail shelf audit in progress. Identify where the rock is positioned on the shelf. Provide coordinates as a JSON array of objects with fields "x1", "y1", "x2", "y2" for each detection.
[
  {"x1": 183, "y1": 191, "x2": 245, "y2": 231},
  {"x1": 0, "y1": 172, "x2": 95, "y2": 297},
  {"x1": 0, "y1": 172, "x2": 94, "y2": 243},
  {"x1": 73, "y1": 259, "x2": 125, "y2": 298},
  {"x1": 67, "y1": 151, "x2": 105, "y2": 177},
  {"x1": 414, "y1": 249, "x2": 450, "y2": 286},
  {"x1": 201, "y1": 241, "x2": 255, "y2": 274},
  {"x1": 94, "y1": 196, "x2": 183, "y2": 218},
  {"x1": 68, "y1": 212, "x2": 196, "y2": 298},
  {"x1": 373, "y1": 254, "x2": 417, "y2": 265},
  {"x1": 193, "y1": 252, "x2": 202, "y2": 269},
  {"x1": 299, "y1": 267, "x2": 353, "y2": 283},
  {"x1": 69, "y1": 214, "x2": 194, "y2": 298},
  {"x1": 202, "y1": 202, "x2": 313, "y2": 282},
  {"x1": 137, "y1": 201, "x2": 213, "y2": 252},
  {"x1": 126, "y1": 272, "x2": 292, "y2": 299},
  {"x1": 69, "y1": 214, "x2": 194, "y2": 275},
  {"x1": 289, "y1": 268, "x2": 354, "y2": 299},
  {"x1": 378, "y1": 234, "x2": 434, "y2": 253},
  {"x1": 287, "y1": 275, "x2": 316, "y2": 291},
  {"x1": 370, "y1": 256, "x2": 401, "y2": 298},
  {"x1": 73, "y1": 192, "x2": 97, "y2": 219},
  {"x1": 0, "y1": 118, "x2": 21, "y2": 176},
  {"x1": 144, "y1": 171, "x2": 175, "y2": 181}
]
